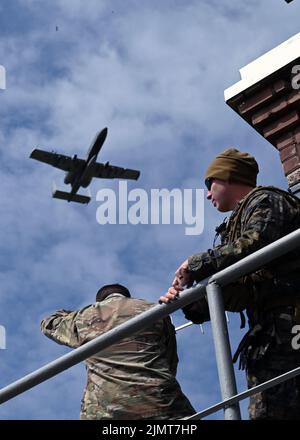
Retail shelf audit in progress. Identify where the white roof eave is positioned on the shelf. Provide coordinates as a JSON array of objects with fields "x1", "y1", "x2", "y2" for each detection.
[{"x1": 224, "y1": 32, "x2": 300, "y2": 102}]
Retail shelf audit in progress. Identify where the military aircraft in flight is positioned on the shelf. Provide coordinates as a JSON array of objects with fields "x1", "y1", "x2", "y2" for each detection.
[{"x1": 30, "y1": 127, "x2": 140, "y2": 204}]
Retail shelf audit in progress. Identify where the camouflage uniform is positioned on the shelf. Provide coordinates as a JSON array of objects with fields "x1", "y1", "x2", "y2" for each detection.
[
  {"x1": 183, "y1": 186, "x2": 300, "y2": 419},
  {"x1": 41, "y1": 294, "x2": 195, "y2": 420}
]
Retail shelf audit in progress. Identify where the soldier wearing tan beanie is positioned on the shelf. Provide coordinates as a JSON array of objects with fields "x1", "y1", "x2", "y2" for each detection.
[
  {"x1": 160, "y1": 147, "x2": 300, "y2": 420},
  {"x1": 204, "y1": 148, "x2": 259, "y2": 188},
  {"x1": 201, "y1": 149, "x2": 259, "y2": 213}
]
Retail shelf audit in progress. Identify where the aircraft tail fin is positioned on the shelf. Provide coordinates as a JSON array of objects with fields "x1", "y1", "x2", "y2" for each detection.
[{"x1": 52, "y1": 189, "x2": 91, "y2": 204}]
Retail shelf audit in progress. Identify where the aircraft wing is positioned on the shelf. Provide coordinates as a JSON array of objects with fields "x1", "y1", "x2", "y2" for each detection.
[
  {"x1": 93, "y1": 162, "x2": 140, "y2": 180},
  {"x1": 30, "y1": 149, "x2": 84, "y2": 172}
]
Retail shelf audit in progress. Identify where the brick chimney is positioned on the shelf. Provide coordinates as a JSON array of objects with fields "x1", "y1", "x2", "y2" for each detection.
[{"x1": 224, "y1": 33, "x2": 300, "y2": 196}]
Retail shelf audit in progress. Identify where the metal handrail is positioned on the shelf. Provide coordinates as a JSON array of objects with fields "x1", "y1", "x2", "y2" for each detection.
[
  {"x1": 186, "y1": 364, "x2": 300, "y2": 420},
  {"x1": 175, "y1": 321, "x2": 195, "y2": 332},
  {"x1": 175, "y1": 321, "x2": 204, "y2": 333},
  {"x1": 0, "y1": 228, "x2": 299, "y2": 415}
]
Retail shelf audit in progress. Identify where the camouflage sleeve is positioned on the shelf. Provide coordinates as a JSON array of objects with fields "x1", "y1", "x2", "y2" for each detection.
[
  {"x1": 182, "y1": 296, "x2": 210, "y2": 324},
  {"x1": 40, "y1": 309, "x2": 80, "y2": 348},
  {"x1": 188, "y1": 191, "x2": 289, "y2": 281}
]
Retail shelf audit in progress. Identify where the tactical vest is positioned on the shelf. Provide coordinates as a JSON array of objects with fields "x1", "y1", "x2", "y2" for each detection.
[
  {"x1": 224, "y1": 187, "x2": 300, "y2": 368},
  {"x1": 228, "y1": 185, "x2": 300, "y2": 243},
  {"x1": 218, "y1": 186, "x2": 300, "y2": 315}
]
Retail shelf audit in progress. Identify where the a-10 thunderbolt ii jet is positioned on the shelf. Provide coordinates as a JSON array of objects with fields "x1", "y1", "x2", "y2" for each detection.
[{"x1": 30, "y1": 128, "x2": 140, "y2": 204}]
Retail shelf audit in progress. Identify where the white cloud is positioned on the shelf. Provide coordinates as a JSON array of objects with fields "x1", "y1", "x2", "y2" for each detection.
[{"x1": 0, "y1": 0, "x2": 299, "y2": 420}]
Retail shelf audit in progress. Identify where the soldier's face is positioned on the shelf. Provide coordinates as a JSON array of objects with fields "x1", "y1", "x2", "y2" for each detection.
[{"x1": 206, "y1": 179, "x2": 234, "y2": 212}]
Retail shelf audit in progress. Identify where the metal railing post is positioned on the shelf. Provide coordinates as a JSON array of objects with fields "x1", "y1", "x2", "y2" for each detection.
[{"x1": 206, "y1": 282, "x2": 241, "y2": 420}]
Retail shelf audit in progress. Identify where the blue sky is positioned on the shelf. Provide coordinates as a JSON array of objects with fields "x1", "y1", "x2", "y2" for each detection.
[{"x1": 0, "y1": 0, "x2": 299, "y2": 420}]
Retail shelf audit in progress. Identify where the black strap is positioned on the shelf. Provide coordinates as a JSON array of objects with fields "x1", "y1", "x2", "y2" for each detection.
[
  {"x1": 232, "y1": 327, "x2": 252, "y2": 364},
  {"x1": 239, "y1": 311, "x2": 246, "y2": 329}
]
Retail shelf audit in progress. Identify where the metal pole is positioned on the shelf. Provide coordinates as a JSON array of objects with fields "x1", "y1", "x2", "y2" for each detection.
[
  {"x1": 175, "y1": 322, "x2": 194, "y2": 332},
  {"x1": 211, "y1": 227, "x2": 300, "y2": 287},
  {"x1": 175, "y1": 321, "x2": 204, "y2": 333},
  {"x1": 186, "y1": 364, "x2": 300, "y2": 420},
  {"x1": 206, "y1": 282, "x2": 241, "y2": 420}
]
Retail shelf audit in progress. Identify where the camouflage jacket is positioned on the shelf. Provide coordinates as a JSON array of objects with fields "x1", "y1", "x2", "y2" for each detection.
[
  {"x1": 41, "y1": 295, "x2": 195, "y2": 420},
  {"x1": 184, "y1": 186, "x2": 300, "y2": 323}
]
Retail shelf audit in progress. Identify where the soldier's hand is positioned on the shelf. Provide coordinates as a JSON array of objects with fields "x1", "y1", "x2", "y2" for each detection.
[
  {"x1": 159, "y1": 286, "x2": 181, "y2": 304},
  {"x1": 173, "y1": 259, "x2": 192, "y2": 289},
  {"x1": 159, "y1": 259, "x2": 193, "y2": 304}
]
